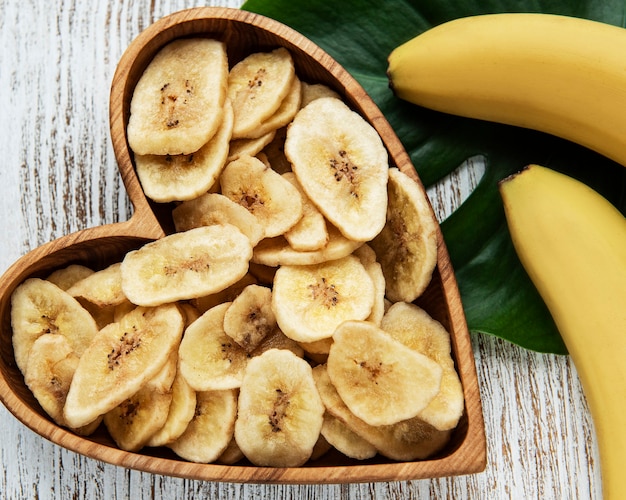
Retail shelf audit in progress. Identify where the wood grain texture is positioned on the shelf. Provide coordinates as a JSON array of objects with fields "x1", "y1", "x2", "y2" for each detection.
[{"x1": 0, "y1": 0, "x2": 601, "y2": 498}]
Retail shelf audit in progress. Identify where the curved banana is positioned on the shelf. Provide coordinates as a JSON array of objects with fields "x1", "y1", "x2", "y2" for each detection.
[
  {"x1": 499, "y1": 165, "x2": 626, "y2": 500},
  {"x1": 387, "y1": 13, "x2": 626, "y2": 167}
]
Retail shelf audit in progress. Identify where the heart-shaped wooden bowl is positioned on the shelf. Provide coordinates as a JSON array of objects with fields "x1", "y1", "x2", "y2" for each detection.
[{"x1": 0, "y1": 7, "x2": 485, "y2": 484}]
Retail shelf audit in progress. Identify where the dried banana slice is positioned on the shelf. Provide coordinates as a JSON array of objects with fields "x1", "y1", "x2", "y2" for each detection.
[
  {"x1": 313, "y1": 364, "x2": 451, "y2": 461},
  {"x1": 24, "y1": 334, "x2": 99, "y2": 435},
  {"x1": 134, "y1": 99, "x2": 234, "y2": 202},
  {"x1": 252, "y1": 224, "x2": 363, "y2": 267},
  {"x1": 127, "y1": 38, "x2": 228, "y2": 156},
  {"x1": 178, "y1": 302, "x2": 248, "y2": 391},
  {"x1": 327, "y1": 320, "x2": 443, "y2": 426},
  {"x1": 223, "y1": 284, "x2": 276, "y2": 353},
  {"x1": 299, "y1": 337, "x2": 333, "y2": 356},
  {"x1": 237, "y1": 75, "x2": 302, "y2": 140},
  {"x1": 285, "y1": 97, "x2": 389, "y2": 241},
  {"x1": 354, "y1": 244, "x2": 386, "y2": 326},
  {"x1": 172, "y1": 192, "x2": 264, "y2": 247},
  {"x1": 217, "y1": 437, "x2": 245, "y2": 465},
  {"x1": 370, "y1": 167, "x2": 438, "y2": 303},
  {"x1": 282, "y1": 172, "x2": 329, "y2": 251},
  {"x1": 11, "y1": 278, "x2": 99, "y2": 376},
  {"x1": 353, "y1": 241, "x2": 377, "y2": 266},
  {"x1": 234, "y1": 348, "x2": 324, "y2": 467},
  {"x1": 120, "y1": 225, "x2": 253, "y2": 307},
  {"x1": 320, "y1": 412, "x2": 377, "y2": 460},
  {"x1": 149, "y1": 350, "x2": 179, "y2": 392},
  {"x1": 66, "y1": 262, "x2": 126, "y2": 308},
  {"x1": 168, "y1": 389, "x2": 238, "y2": 463},
  {"x1": 381, "y1": 302, "x2": 464, "y2": 431},
  {"x1": 63, "y1": 303, "x2": 184, "y2": 429},
  {"x1": 103, "y1": 352, "x2": 177, "y2": 452},
  {"x1": 300, "y1": 82, "x2": 340, "y2": 108},
  {"x1": 146, "y1": 367, "x2": 197, "y2": 448},
  {"x1": 271, "y1": 254, "x2": 375, "y2": 343},
  {"x1": 228, "y1": 47, "x2": 295, "y2": 139},
  {"x1": 46, "y1": 264, "x2": 94, "y2": 291},
  {"x1": 227, "y1": 130, "x2": 276, "y2": 162},
  {"x1": 220, "y1": 155, "x2": 303, "y2": 239}
]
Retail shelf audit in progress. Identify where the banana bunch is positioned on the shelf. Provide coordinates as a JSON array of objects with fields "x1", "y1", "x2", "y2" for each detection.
[
  {"x1": 387, "y1": 13, "x2": 626, "y2": 168},
  {"x1": 387, "y1": 13, "x2": 626, "y2": 498},
  {"x1": 499, "y1": 165, "x2": 626, "y2": 499}
]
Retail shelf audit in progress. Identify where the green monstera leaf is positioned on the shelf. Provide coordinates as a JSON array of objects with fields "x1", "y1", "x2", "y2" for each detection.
[{"x1": 242, "y1": 0, "x2": 626, "y2": 354}]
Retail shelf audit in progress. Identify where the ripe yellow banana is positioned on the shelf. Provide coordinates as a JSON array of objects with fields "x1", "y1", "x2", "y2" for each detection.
[
  {"x1": 499, "y1": 164, "x2": 626, "y2": 500},
  {"x1": 387, "y1": 13, "x2": 626, "y2": 167}
]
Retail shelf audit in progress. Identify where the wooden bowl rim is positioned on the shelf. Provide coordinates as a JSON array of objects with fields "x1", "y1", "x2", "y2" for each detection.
[{"x1": 0, "y1": 6, "x2": 486, "y2": 484}]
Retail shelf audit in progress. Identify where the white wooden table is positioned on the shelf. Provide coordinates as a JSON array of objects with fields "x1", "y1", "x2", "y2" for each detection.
[{"x1": 0, "y1": 1, "x2": 601, "y2": 498}]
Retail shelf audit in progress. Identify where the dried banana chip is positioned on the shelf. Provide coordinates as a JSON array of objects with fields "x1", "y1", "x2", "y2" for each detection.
[
  {"x1": 134, "y1": 98, "x2": 234, "y2": 202},
  {"x1": 313, "y1": 364, "x2": 451, "y2": 461},
  {"x1": 103, "y1": 353, "x2": 177, "y2": 452},
  {"x1": 370, "y1": 167, "x2": 438, "y2": 303},
  {"x1": 178, "y1": 302, "x2": 248, "y2": 391},
  {"x1": 24, "y1": 334, "x2": 99, "y2": 435},
  {"x1": 354, "y1": 244, "x2": 386, "y2": 326},
  {"x1": 63, "y1": 303, "x2": 184, "y2": 429},
  {"x1": 381, "y1": 302, "x2": 464, "y2": 431},
  {"x1": 146, "y1": 367, "x2": 197, "y2": 448},
  {"x1": 237, "y1": 75, "x2": 302, "y2": 140},
  {"x1": 285, "y1": 97, "x2": 389, "y2": 241},
  {"x1": 127, "y1": 38, "x2": 228, "y2": 155},
  {"x1": 220, "y1": 154, "x2": 303, "y2": 238},
  {"x1": 327, "y1": 320, "x2": 443, "y2": 426},
  {"x1": 299, "y1": 336, "x2": 333, "y2": 356},
  {"x1": 11, "y1": 278, "x2": 99, "y2": 376},
  {"x1": 227, "y1": 130, "x2": 276, "y2": 163},
  {"x1": 234, "y1": 348, "x2": 324, "y2": 467},
  {"x1": 172, "y1": 192, "x2": 264, "y2": 247},
  {"x1": 120, "y1": 225, "x2": 253, "y2": 307},
  {"x1": 228, "y1": 47, "x2": 295, "y2": 139},
  {"x1": 252, "y1": 224, "x2": 362, "y2": 267},
  {"x1": 168, "y1": 389, "x2": 238, "y2": 463},
  {"x1": 300, "y1": 82, "x2": 340, "y2": 108},
  {"x1": 66, "y1": 262, "x2": 127, "y2": 308},
  {"x1": 282, "y1": 172, "x2": 329, "y2": 252},
  {"x1": 271, "y1": 254, "x2": 375, "y2": 343},
  {"x1": 46, "y1": 264, "x2": 94, "y2": 291},
  {"x1": 217, "y1": 437, "x2": 245, "y2": 465},
  {"x1": 321, "y1": 412, "x2": 377, "y2": 460},
  {"x1": 223, "y1": 284, "x2": 276, "y2": 353}
]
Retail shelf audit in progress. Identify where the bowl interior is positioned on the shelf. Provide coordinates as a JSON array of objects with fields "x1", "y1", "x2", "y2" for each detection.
[{"x1": 1, "y1": 6, "x2": 485, "y2": 484}]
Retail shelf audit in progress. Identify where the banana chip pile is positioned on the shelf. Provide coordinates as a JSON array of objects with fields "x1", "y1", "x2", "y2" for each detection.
[{"x1": 10, "y1": 40, "x2": 465, "y2": 467}]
